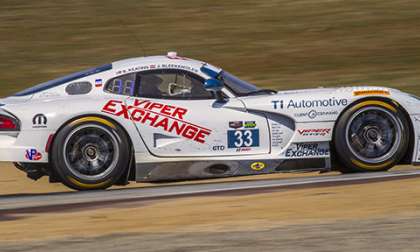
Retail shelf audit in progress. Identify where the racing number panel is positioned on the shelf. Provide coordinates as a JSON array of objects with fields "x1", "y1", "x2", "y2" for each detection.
[{"x1": 119, "y1": 97, "x2": 271, "y2": 157}]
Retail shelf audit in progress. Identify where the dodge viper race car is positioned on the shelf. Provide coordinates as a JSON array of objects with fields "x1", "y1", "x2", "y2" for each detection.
[{"x1": 1, "y1": 52, "x2": 420, "y2": 190}]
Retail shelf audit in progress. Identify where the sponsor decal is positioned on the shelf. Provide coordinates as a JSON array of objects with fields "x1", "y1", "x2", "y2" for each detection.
[
  {"x1": 272, "y1": 98, "x2": 348, "y2": 110},
  {"x1": 229, "y1": 121, "x2": 243, "y2": 129},
  {"x1": 102, "y1": 99, "x2": 211, "y2": 144},
  {"x1": 285, "y1": 143, "x2": 330, "y2": 158},
  {"x1": 228, "y1": 129, "x2": 260, "y2": 148},
  {"x1": 244, "y1": 121, "x2": 257, "y2": 128},
  {"x1": 236, "y1": 147, "x2": 252, "y2": 152},
  {"x1": 25, "y1": 149, "x2": 42, "y2": 161},
  {"x1": 250, "y1": 162, "x2": 266, "y2": 171},
  {"x1": 294, "y1": 110, "x2": 339, "y2": 119},
  {"x1": 353, "y1": 90, "x2": 390, "y2": 96},
  {"x1": 298, "y1": 128, "x2": 331, "y2": 137},
  {"x1": 229, "y1": 121, "x2": 257, "y2": 129},
  {"x1": 271, "y1": 123, "x2": 285, "y2": 148},
  {"x1": 95, "y1": 79, "x2": 103, "y2": 87},
  {"x1": 271, "y1": 100, "x2": 284, "y2": 109},
  {"x1": 116, "y1": 64, "x2": 199, "y2": 75},
  {"x1": 212, "y1": 145, "x2": 225, "y2": 151},
  {"x1": 32, "y1": 114, "x2": 47, "y2": 128}
]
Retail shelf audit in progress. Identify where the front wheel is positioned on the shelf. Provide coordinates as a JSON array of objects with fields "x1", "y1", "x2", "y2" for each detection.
[
  {"x1": 51, "y1": 116, "x2": 130, "y2": 190},
  {"x1": 334, "y1": 100, "x2": 409, "y2": 173}
]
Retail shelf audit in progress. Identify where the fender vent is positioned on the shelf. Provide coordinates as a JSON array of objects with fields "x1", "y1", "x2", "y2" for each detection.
[
  {"x1": 206, "y1": 164, "x2": 230, "y2": 175},
  {"x1": 65, "y1": 82, "x2": 93, "y2": 95}
]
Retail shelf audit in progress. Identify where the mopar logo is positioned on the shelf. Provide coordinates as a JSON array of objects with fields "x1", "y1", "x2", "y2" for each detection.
[
  {"x1": 273, "y1": 98, "x2": 348, "y2": 110},
  {"x1": 32, "y1": 114, "x2": 47, "y2": 128}
]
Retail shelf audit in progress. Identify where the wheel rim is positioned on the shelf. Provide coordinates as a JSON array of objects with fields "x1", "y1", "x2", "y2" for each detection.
[
  {"x1": 345, "y1": 106, "x2": 402, "y2": 164},
  {"x1": 63, "y1": 124, "x2": 120, "y2": 181}
]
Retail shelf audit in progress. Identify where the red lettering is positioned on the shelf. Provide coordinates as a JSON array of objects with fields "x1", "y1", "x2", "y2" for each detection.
[
  {"x1": 134, "y1": 99, "x2": 150, "y2": 108},
  {"x1": 154, "y1": 117, "x2": 169, "y2": 131},
  {"x1": 102, "y1": 100, "x2": 121, "y2": 114},
  {"x1": 115, "y1": 104, "x2": 130, "y2": 119},
  {"x1": 102, "y1": 100, "x2": 211, "y2": 144},
  {"x1": 149, "y1": 102, "x2": 164, "y2": 111},
  {"x1": 161, "y1": 105, "x2": 175, "y2": 116},
  {"x1": 173, "y1": 107, "x2": 187, "y2": 119},
  {"x1": 141, "y1": 112, "x2": 159, "y2": 126},
  {"x1": 131, "y1": 109, "x2": 145, "y2": 121},
  {"x1": 194, "y1": 130, "x2": 210, "y2": 144},
  {"x1": 168, "y1": 121, "x2": 186, "y2": 135},
  {"x1": 182, "y1": 125, "x2": 198, "y2": 140}
]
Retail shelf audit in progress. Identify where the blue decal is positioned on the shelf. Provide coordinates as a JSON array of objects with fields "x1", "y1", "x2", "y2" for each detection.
[
  {"x1": 228, "y1": 129, "x2": 260, "y2": 148},
  {"x1": 25, "y1": 149, "x2": 42, "y2": 161},
  {"x1": 95, "y1": 79, "x2": 103, "y2": 86},
  {"x1": 271, "y1": 100, "x2": 284, "y2": 109}
]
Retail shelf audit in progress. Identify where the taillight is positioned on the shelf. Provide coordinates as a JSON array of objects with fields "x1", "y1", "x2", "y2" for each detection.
[{"x1": 0, "y1": 115, "x2": 19, "y2": 131}]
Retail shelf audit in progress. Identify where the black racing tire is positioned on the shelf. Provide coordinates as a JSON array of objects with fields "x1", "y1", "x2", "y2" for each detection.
[
  {"x1": 51, "y1": 116, "x2": 130, "y2": 190},
  {"x1": 334, "y1": 99, "x2": 409, "y2": 173}
]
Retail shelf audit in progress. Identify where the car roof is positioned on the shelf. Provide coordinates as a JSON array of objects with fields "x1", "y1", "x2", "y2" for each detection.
[
  {"x1": 12, "y1": 54, "x2": 223, "y2": 97},
  {"x1": 111, "y1": 55, "x2": 222, "y2": 76}
]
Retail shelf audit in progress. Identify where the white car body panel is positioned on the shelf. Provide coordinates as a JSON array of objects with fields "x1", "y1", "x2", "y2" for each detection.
[
  {"x1": 0, "y1": 54, "x2": 419, "y2": 183},
  {"x1": 122, "y1": 97, "x2": 270, "y2": 157}
]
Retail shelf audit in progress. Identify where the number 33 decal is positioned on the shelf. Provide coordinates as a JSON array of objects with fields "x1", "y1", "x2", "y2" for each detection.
[
  {"x1": 233, "y1": 130, "x2": 253, "y2": 147},
  {"x1": 228, "y1": 129, "x2": 260, "y2": 148}
]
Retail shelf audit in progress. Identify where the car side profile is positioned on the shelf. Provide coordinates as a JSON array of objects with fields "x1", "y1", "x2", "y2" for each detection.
[{"x1": 1, "y1": 52, "x2": 419, "y2": 190}]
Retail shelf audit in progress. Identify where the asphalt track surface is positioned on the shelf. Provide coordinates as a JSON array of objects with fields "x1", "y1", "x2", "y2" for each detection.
[{"x1": 2, "y1": 169, "x2": 420, "y2": 212}]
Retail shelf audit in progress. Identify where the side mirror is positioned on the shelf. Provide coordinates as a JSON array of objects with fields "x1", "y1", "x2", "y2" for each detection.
[
  {"x1": 200, "y1": 66, "x2": 219, "y2": 78},
  {"x1": 204, "y1": 79, "x2": 226, "y2": 103},
  {"x1": 204, "y1": 78, "x2": 223, "y2": 92}
]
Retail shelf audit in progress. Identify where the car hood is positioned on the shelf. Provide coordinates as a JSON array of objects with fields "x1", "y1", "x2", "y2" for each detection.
[
  {"x1": 240, "y1": 86, "x2": 405, "y2": 113},
  {"x1": 276, "y1": 87, "x2": 338, "y2": 95}
]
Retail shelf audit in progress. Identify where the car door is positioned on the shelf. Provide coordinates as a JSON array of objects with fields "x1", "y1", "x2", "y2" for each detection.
[{"x1": 122, "y1": 69, "x2": 270, "y2": 157}]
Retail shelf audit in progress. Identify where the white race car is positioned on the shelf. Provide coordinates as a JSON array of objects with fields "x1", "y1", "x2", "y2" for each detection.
[{"x1": 1, "y1": 52, "x2": 419, "y2": 190}]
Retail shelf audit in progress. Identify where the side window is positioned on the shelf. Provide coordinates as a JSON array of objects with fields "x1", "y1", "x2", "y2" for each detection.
[
  {"x1": 137, "y1": 70, "x2": 214, "y2": 100},
  {"x1": 105, "y1": 73, "x2": 136, "y2": 96}
]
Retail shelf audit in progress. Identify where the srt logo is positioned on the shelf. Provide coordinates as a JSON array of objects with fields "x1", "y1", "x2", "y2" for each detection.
[{"x1": 32, "y1": 114, "x2": 47, "y2": 128}]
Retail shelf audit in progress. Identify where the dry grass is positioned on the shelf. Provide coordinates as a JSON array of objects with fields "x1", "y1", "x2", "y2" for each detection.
[{"x1": 1, "y1": 0, "x2": 420, "y2": 96}]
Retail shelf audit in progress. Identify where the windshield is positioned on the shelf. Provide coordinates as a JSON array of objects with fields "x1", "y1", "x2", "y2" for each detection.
[
  {"x1": 220, "y1": 71, "x2": 260, "y2": 96},
  {"x1": 14, "y1": 64, "x2": 112, "y2": 97}
]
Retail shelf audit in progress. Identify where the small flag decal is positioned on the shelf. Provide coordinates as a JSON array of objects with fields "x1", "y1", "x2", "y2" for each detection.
[{"x1": 95, "y1": 79, "x2": 103, "y2": 87}]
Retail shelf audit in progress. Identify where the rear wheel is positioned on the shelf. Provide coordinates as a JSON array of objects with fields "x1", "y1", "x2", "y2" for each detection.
[
  {"x1": 51, "y1": 117, "x2": 130, "y2": 190},
  {"x1": 334, "y1": 100, "x2": 409, "y2": 173}
]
